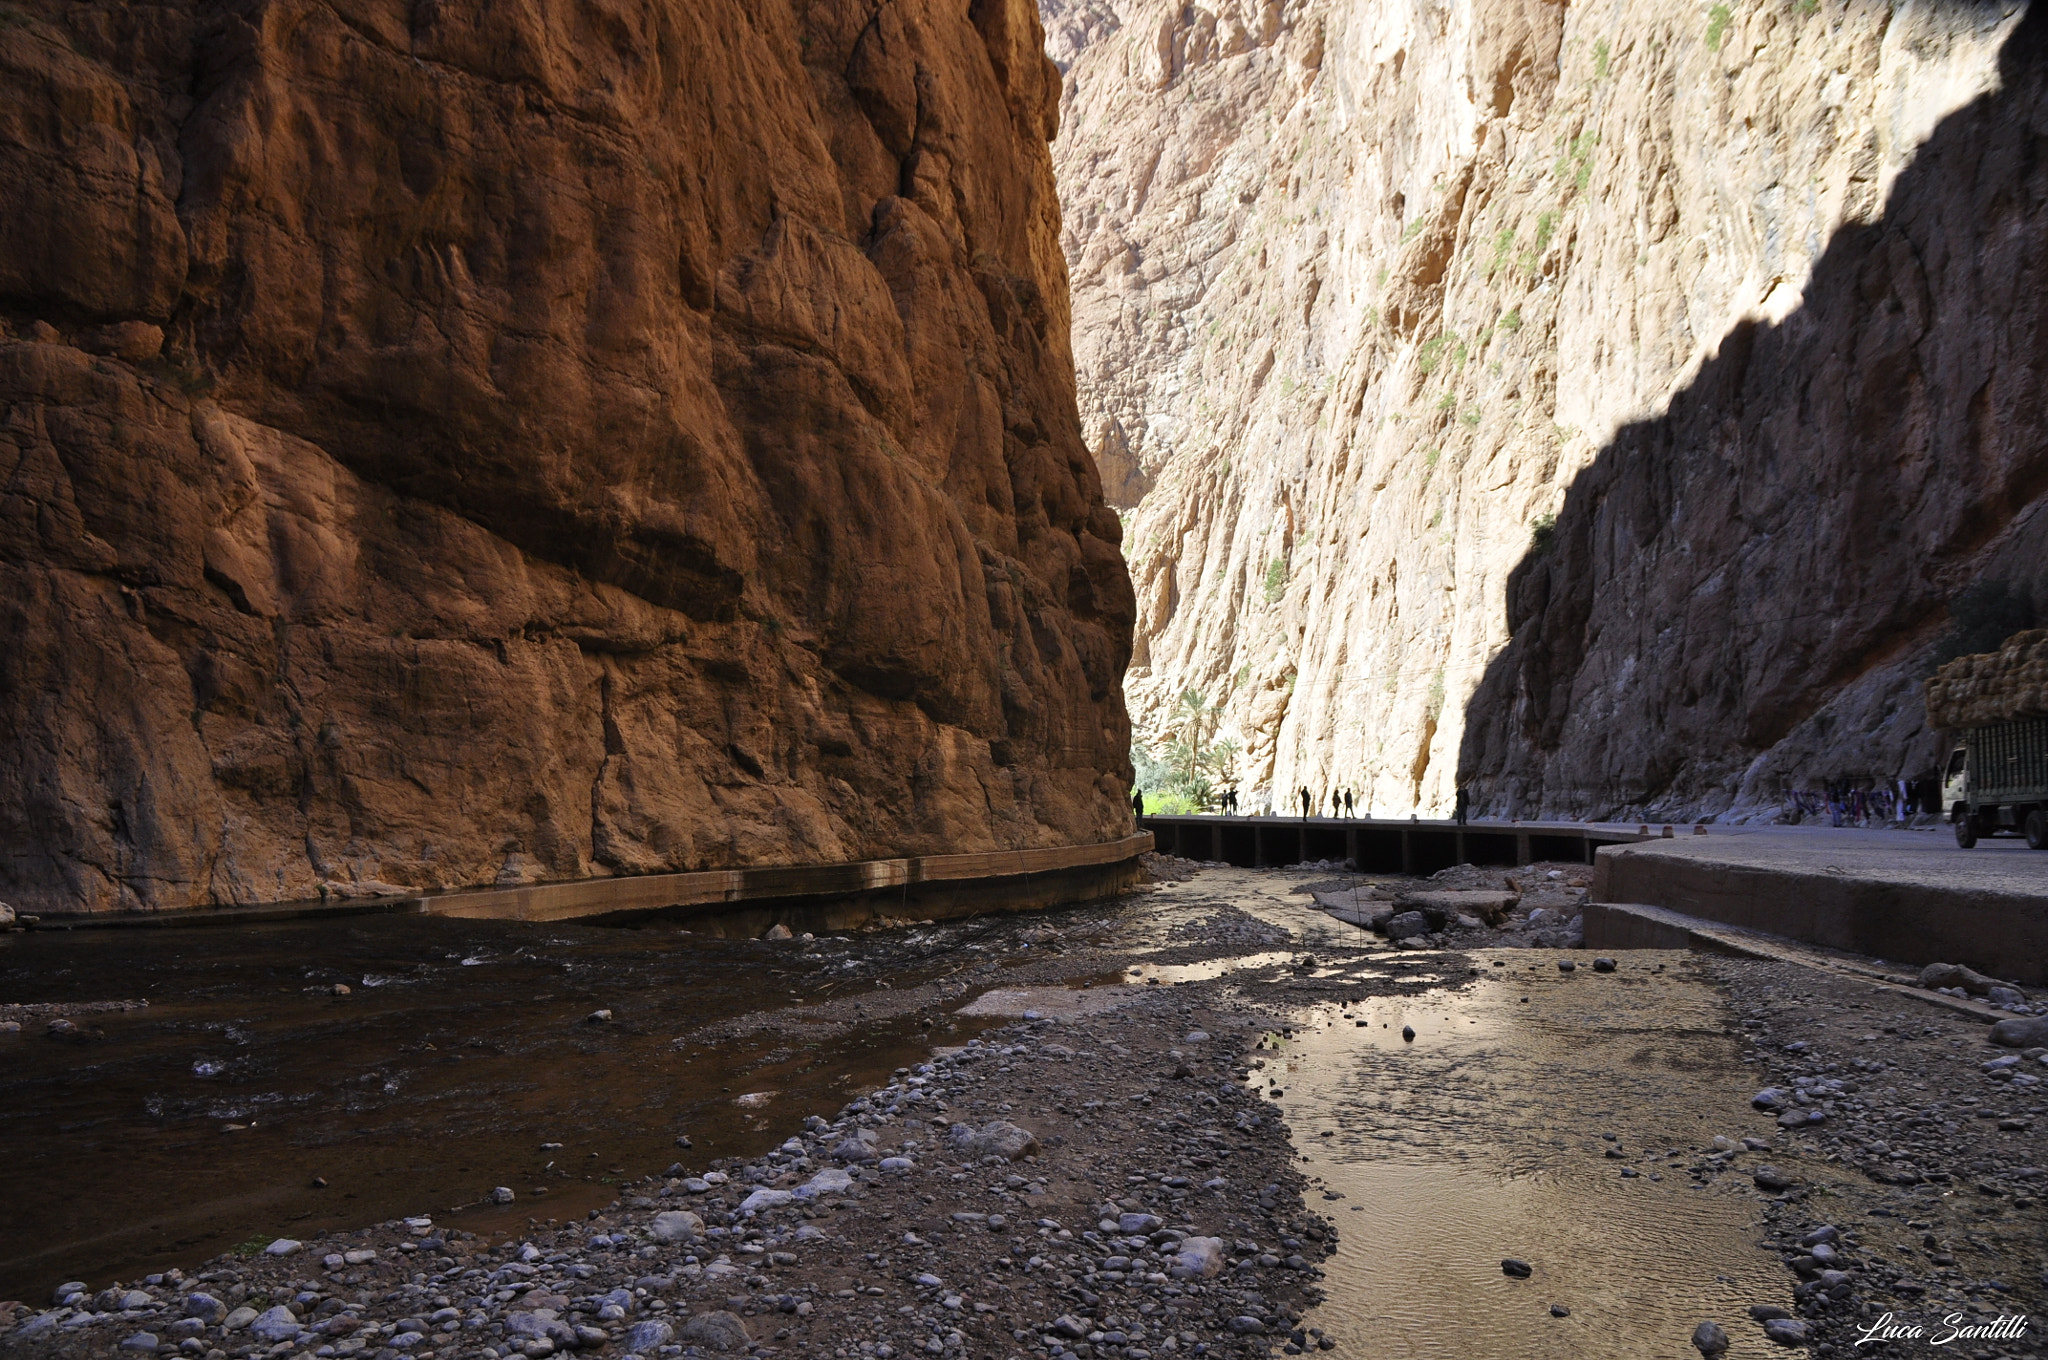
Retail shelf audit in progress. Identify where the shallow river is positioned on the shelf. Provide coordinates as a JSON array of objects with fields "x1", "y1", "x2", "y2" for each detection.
[
  {"x1": 5, "y1": 875, "x2": 1791, "y2": 1360},
  {"x1": 0, "y1": 911, "x2": 1037, "y2": 1302}
]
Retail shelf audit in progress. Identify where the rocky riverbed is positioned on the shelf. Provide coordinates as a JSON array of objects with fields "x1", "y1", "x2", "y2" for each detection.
[
  {"x1": 1702, "y1": 957, "x2": 2046, "y2": 1355},
  {"x1": 3, "y1": 862, "x2": 2042, "y2": 1360}
]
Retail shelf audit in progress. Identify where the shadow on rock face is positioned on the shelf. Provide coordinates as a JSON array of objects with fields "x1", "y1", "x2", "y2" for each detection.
[{"x1": 1459, "y1": 3, "x2": 2048, "y2": 821}]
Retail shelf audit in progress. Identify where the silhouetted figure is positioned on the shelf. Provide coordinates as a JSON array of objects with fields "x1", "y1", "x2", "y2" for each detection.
[
  {"x1": 1343, "y1": 789, "x2": 1355, "y2": 817},
  {"x1": 1299, "y1": 786, "x2": 1311, "y2": 818},
  {"x1": 1133, "y1": 790, "x2": 1145, "y2": 819},
  {"x1": 1454, "y1": 785, "x2": 1470, "y2": 826}
]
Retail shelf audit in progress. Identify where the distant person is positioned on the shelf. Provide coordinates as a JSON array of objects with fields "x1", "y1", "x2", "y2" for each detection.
[
  {"x1": 1299, "y1": 786, "x2": 1311, "y2": 818},
  {"x1": 1344, "y1": 789, "x2": 1355, "y2": 817},
  {"x1": 1454, "y1": 785, "x2": 1470, "y2": 826},
  {"x1": 1133, "y1": 790, "x2": 1145, "y2": 818}
]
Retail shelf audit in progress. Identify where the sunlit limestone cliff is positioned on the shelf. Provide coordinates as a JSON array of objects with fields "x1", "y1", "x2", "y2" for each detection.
[{"x1": 1049, "y1": 0, "x2": 2048, "y2": 819}]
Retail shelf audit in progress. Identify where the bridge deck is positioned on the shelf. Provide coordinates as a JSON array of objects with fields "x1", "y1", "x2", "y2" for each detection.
[{"x1": 1138, "y1": 814, "x2": 1655, "y2": 872}]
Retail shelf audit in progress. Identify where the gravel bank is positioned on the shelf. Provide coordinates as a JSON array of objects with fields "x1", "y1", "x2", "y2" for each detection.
[{"x1": 1700, "y1": 957, "x2": 2046, "y2": 1355}]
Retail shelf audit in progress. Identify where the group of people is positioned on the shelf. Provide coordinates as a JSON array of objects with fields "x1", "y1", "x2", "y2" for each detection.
[
  {"x1": 1132, "y1": 784, "x2": 1481, "y2": 820},
  {"x1": 1782, "y1": 779, "x2": 1935, "y2": 827},
  {"x1": 1292, "y1": 787, "x2": 1356, "y2": 818}
]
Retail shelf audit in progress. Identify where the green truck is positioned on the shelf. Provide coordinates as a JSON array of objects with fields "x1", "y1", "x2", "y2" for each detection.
[{"x1": 1927, "y1": 629, "x2": 2048, "y2": 849}]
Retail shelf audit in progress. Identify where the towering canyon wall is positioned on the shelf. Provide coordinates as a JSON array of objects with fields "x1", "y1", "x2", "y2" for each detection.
[
  {"x1": 0, "y1": 0, "x2": 1134, "y2": 914},
  {"x1": 1049, "y1": 0, "x2": 2048, "y2": 820}
]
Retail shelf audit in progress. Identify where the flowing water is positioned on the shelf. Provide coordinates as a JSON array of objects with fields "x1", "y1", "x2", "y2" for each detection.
[{"x1": 0, "y1": 912, "x2": 1044, "y2": 1301}]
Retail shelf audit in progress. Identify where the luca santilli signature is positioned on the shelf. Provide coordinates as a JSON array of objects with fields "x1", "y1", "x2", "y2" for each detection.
[{"x1": 1853, "y1": 1312, "x2": 2032, "y2": 1347}]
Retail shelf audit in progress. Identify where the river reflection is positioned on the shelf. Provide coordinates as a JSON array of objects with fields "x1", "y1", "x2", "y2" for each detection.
[{"x1": 1242, "y1": 946, "x2": 1793, "y2": 1359}]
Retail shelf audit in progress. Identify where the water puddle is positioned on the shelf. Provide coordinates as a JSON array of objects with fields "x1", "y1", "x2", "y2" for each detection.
[
  {"x1": 1119, "y1": 951, "x2": 1302, "y2": 984},
  {"x1": 1255, "y1": 949, "x2": 1792, "y2": 1359}
]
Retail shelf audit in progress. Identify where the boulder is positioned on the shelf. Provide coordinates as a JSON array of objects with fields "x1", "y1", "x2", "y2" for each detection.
[
  {"x1": 1917, "y1": 962, "x2": 1998, "y2": 995},
  {"x1": 1394, "y1": 890, "x2": 1518, "y2": 927},
  {"x1": 1383, "y1": 911, "x2": 1430, "y2": 941},
  {"x1": 1989, "y1": 1015, "x2": 2048, "y2": 1047}
]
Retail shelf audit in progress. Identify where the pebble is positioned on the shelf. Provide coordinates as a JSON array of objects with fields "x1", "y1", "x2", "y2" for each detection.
[
  {"x1": 1592, "y1": 958, "x2": 1616, "y2": 973},
  {"x1": 247, "y1": 1305, "x2": 302, "y2": 1343},
  {"x1": 263, "y1": 1237, "x2": 301, "y2": 1256},
  {"x1": 118, "y1": 1334, "x2": 157, "y2": 1352},
  {"x1": 651, "y1": 1209, "x2": 704, "y2": 1241},
  {"x1": 1170, "y1": 1236, "x2": 1226, "y2": 1279},
  {"x1": 1549, "y1": 1304, "x2": 1570, "y2": 1317},
  {"x1": 1501, "y1": 1258, "x2": 1532, "y2": 1278},
  {"x1": 1557, "y1": 960, "x2": 1576, "y2": 973},
  {"x1": 491, "y1": 1185, "x2": 516, "y2": 1204},
  {"x1": 793, "y1": 1167, "x2": 854, "y2": 1199},
  {"x1": 1761, "y1": 1318, "x2": 1810, "y2": 1345},
  {"x1": 678, "y1": 1310, "x2": 752, "y2": 1351},
  {"x1": 1401, "y1": 1026, "x2": 1415, "y2": 1042},
  {"x1": 1691, "y1": 1319, "x2": 1730, "y2": 1357},
  {"x1": 1752, "y1": 1166, "x2": 1793, "y2": 1192},
  {"x1": 624, "y1": 1319, "x2": 673, "y2": 1353}
]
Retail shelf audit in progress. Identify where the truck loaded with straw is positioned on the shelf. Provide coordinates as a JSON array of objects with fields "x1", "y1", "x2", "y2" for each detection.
[{"x1": 1926, "y1": 629, "x2": 2048, "y2": 849}]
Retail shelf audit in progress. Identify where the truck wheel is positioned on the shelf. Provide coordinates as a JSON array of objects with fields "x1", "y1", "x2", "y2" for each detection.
[
  {"x1": 1955, "y1": 815, "x2": 1978, "y2": 849},
  {"x1": 2027, "y1": 810, "x2": 2047, "y2": 851}
]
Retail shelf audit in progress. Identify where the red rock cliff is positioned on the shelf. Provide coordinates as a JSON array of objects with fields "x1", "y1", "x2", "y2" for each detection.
[{"x1": 0, "y1": 0, "x2": 1135, "y2": 913}]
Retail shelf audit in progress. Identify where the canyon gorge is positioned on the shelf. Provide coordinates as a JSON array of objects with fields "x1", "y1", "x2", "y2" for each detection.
[
  {"x1": 1051, "y1": 0, "x2": 2048, "y2": 820},
  {"x1": 0, "y1": 0, "x2": 1134, "y2": 914},
  {"x1": 7, "y1": 0, "x2": 2048, "y2": 915}
]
